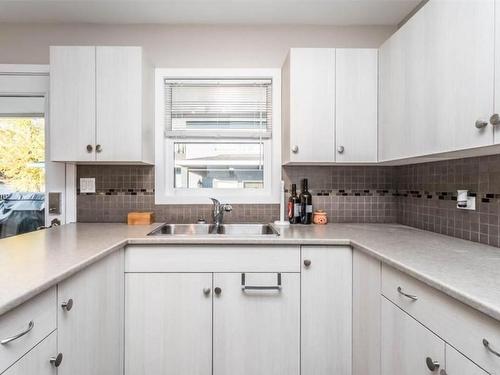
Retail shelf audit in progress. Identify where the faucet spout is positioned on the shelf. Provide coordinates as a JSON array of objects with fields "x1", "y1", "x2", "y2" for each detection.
[{"x1": 209, "y1": 197, "x2": 232, "y2": 232}]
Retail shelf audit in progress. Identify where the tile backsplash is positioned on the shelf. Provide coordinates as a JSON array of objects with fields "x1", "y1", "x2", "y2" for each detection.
[
  {"x1": 77, "y1": 155, "x2": 500, "y2": 248},
  {"x1": 395, "y1": 155, "x2": 500, "y2": 247}
]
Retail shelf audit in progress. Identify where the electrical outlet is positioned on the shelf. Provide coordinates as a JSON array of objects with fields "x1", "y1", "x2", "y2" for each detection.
[{"x1": 80, "y1": 178, "x2": 96, "y2": 193}]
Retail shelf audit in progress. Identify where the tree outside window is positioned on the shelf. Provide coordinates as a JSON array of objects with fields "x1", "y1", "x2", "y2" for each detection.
[{"x1": 0, "y1": 118, "x2": 45, "y2": 194}]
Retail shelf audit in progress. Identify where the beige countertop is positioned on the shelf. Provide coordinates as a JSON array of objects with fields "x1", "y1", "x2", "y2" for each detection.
[{"x1": 1, "y1": 223, "x2": 500, "y2": 322}]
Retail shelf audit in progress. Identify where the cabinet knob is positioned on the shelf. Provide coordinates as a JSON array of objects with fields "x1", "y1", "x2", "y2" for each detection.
[
  {"x1": 95, "y1": 144, "x2": 102, "y2": 153},
  {"x1": 303, "y1": 259, "x2": 311, "y2": 267},
  {"x1": 490, "y1": 114, "x2": 500, "y2": 126},
  {"x1": 203, "y1": 288, "x2": 211, "y2": 296},
  {"x1": 214, "y1": 287, "x2": 222, "y2": 296},
  {"x1": 49, "y1": 353, "x2": 63, "y2": 368},
  {"x1": 337, "y1": 145, "x2": 345, "y2": 154},
  {"x1": 475, "y1": 119, "x2": 488, "y2": 129},
  {"x1": 291, "y1": 145, "x2": 299, "y2": 154},
  {"x1": 61, "y1": 299, "x2": 73, "y2": 311},
  {"x1": 86, "y1": 144, "x2": 93, "y2": 153},
  {"x1": 426, "y1": 357, "x2": 440, "y2": 371}
]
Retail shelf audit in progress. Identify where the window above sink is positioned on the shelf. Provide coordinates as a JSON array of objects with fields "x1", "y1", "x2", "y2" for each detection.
[{"x1": 155, "y1": 69, "x2": 282, "y2": 204}]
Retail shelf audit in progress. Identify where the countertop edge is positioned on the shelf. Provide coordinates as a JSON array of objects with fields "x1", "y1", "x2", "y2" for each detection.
[
  {"x1": 0, "y1": 239, "x2": 128, "y2": 316},
  {"x1": 2, "y1": 231, "x2": 500, "y2": 323}
]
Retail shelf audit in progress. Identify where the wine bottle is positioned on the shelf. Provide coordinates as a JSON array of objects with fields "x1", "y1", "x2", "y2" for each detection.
[
  {"x1": 299, "y1": 179, "x2": 313, "y2": 225},
  {"x1": 288, "y1": 184, "x2": 300, "y2": 224}
]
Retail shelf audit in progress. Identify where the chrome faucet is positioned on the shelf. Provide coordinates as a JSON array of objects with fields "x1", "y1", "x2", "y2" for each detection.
[{"x1": 210, "y1": 198, "x2": 232, "y2": 232}]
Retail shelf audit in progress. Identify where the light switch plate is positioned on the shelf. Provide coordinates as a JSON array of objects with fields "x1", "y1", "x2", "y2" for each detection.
[{"x1": 80, "y1": 178, "x2": 96, "y2": 193}]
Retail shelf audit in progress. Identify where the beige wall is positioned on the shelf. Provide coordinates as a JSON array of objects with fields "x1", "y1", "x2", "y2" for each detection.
[{"x1": 0, "y1": 23, "x2": 394, "y2": 67}]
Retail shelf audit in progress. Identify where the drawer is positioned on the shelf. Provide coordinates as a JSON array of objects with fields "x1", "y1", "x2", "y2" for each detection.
[
  {"x1": 0, "y1": 288, "x2": 57, "y2": 373},
  {"x1": 381, "y1": 264, "x2": 500, "y2": 374},
  {"x1": 125, "y1": 245, "x2": 301, "y2": 272},
  {"x1": 2, "y1": 331, "x2": 58, "y2": 375}
]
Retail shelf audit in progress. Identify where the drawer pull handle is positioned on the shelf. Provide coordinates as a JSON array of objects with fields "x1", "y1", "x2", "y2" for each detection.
[
  {"x1": 483, "y1": 338, "x2": 500, "y2": 357},
  {"x1": 426, "y1": 357, "x2": 440, "y2": 371},
  {"x1": 241, "y1": 273, "x2": 282, "y2": 291},
  {"x1": 397, "y1": 286, "x2": 418, "y2": 301},
  {"x1": 1, "y1": 320, "x2": 34, "y2": 345}
]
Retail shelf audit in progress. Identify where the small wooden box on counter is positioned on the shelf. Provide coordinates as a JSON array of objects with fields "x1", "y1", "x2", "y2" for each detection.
[{"x1": 127, "y1": 212, "x2": 154, "y2": 225}]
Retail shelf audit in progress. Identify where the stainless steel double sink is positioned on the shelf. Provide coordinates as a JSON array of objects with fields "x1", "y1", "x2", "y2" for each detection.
[{"x1": 148, "y1": 223, "x2": 279, "y2": 237}]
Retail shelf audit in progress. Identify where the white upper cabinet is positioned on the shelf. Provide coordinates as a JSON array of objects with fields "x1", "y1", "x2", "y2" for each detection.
[
  {"x1": 282, "y1": 48, "x2": 336, "y2": 163},
  {"x1": 335, "y1": 49, "x2": 378, "y2": 163},
  {"x1": 50, "y1": 46, "x2": 153, "y2": 163},
  {"x1": 379, "y1": 0, "x2": 495, "y2": 161},
  {"x1": 494, "y1": 0, "x2": 500, "y2": 143},
  {"x1": 96, "y1": 46, "x2": 152, "y2": 162},
  {"x1": 50, "y1": 46, "x2": 96, "y2": 162},
  {"x1": 282, "y1": 48, "x2": 378, "y2": 164}
]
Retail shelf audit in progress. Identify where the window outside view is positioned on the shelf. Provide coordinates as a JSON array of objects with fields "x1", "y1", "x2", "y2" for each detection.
[
  {"x1": 174, "y1": 142, "x2": 264, "y2": 189},
  {"x1": 0, "y1": 118, "x2": 45, "y2": 238},
  {"x1": 166, "y1": 79, "x2": 271, "y2": 190}
]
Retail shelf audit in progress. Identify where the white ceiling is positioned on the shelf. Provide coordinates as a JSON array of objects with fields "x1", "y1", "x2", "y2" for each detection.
[{"x1": 0, "y1": 0, "x2": 421, "y2": 25}]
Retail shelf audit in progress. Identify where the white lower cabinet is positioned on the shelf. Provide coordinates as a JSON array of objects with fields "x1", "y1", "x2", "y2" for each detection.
[
  {"x1": 213, "y1": 273, "x2": 300, "y2": 375},
  {"x1": 352, "y1": 250, "x2": 381, "y2": 375},
  {"x1": 445, "y1": 345, "x2": 488, "y2": 375},
  {"x1": 301, "y1": 246, "x2": 352, "y2": 375},
  {"x1": 2, "y1": 332, "x2": 58, "y2": 375},
  {"x1": 381, "y1": 297, "x2": 445, "y2": 375},
  {"x1": 57, "y1": 250, "x2": 124, "y2": 375},
  {"x1": 125, "y1": 273, "x2": 213, "y2": 375}
]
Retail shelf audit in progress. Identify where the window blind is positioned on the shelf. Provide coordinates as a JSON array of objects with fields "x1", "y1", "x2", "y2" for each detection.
[{"x1": 165, "y1": 79, "x2": 272, "y2": 139}]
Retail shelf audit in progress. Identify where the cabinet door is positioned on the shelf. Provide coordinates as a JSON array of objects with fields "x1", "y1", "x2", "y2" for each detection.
[
  {"x1": 289, "y1": 48, "x2": 335, "y2": 163},
  {"x1": 335, "y1": 49, "x2": 378, "y2": 162},
  {"x1": 353, "y1": 250, "x2": 381, "y2": 375},
  {"x1": 213, "y1": 273, "x2": 300, "y2": 375},
  {"x1": 96, "y1": 46, "x2": 143, "y2": 162},
  {"x1": 301, "y1": 246, "x2": 352, "y2": 375},
  {"x1": 50, "y1": 46, "x2": 96, "y2": 161},
  {"x1": 379, "y1": 30, "x2": 410, "y2": 161},
  {"x1": 381, "y1": 297, "x2": 445, "y2": 375},
  {"x1": 57, "y1": 250, "x2": 124, "y2": 375},
  {"x1": 495, "y1": 0, "x2": 500, "y2": 144},
  {"x1": 421, "y1": 0, "x2": 494, "y2": 152},
  {"x1": 445, "y1": 345, "x2": 488, "y2": 375},
  {"x1": 379, "y1": 0, "x2": 495, "y2": 160},
  {"x1": 125, "y1": 273, "x2": 212, "y2": 375},
  {"x1": 3, "y1": 332, "x2": 57, "y2": 375}
]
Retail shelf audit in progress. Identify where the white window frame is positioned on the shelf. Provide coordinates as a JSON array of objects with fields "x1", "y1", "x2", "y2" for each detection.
[
  {"x1": 155, "y1": 68, "x2": 281, "y2": 204},
  {"x1": 0, "y1": 64, "x2": 77, "y2": 224}
]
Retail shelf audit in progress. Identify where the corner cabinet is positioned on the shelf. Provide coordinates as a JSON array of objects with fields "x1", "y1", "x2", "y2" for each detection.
[
  {"x1": 379, "y1": 0, "x2": 496, "y2": 161},
  {"x1": 50, "y1": 46, "x2": 153, "y2": 163},
  {"x1": 281, "y1": 48, "x2": 378, "y2": 164}
]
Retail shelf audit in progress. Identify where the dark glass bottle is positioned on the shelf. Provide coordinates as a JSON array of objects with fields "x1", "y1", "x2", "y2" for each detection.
[
  {"x1": 288, "y1": 184, "x2": 300, "y2": 224},
  {"x1": 299, "y1": 179, "x2": 313, "y2": 224}
]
